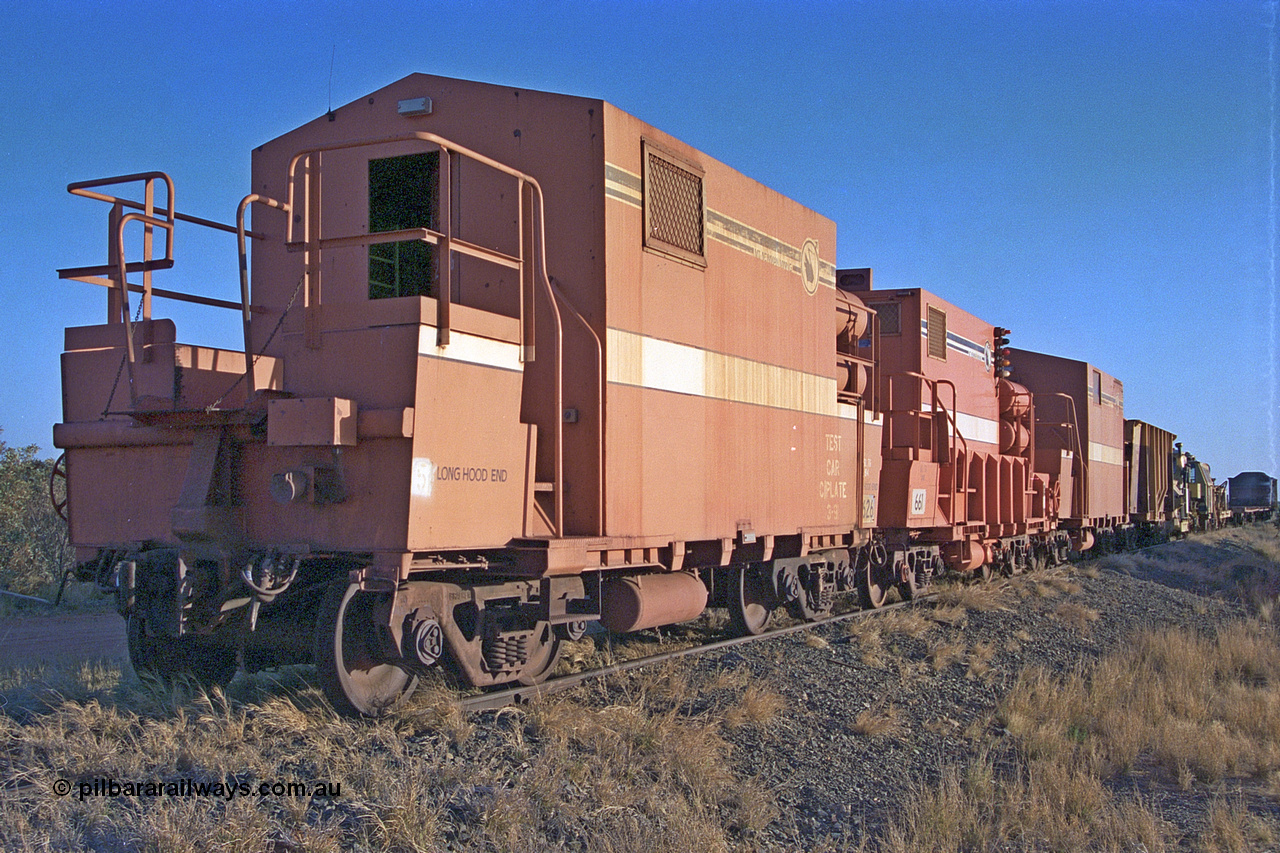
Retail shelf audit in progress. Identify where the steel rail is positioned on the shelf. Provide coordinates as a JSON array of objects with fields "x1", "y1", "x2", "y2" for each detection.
[
  {"x1": 454, "y1": 592, "x2": 938, "y2": 713},
  {"x1": 451, "y1": 535, "x2": 1208, "y2": 715},
  {"x1": 459, "y1": 536, "x2": 1216, "y2": 715}
]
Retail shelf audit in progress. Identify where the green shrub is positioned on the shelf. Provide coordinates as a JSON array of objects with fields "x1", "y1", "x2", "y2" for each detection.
[{"x1": 0, "y1": 433, "x2": 72, "y2": 597}]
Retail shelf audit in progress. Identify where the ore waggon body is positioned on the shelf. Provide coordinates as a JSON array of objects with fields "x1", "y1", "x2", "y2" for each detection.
[
  {"x1": 1228, "y1": 472, "x2": 1279, "y2": 524},
  {"x1": 52, "y1": 73, "x2": 1271, "y2": 714}
]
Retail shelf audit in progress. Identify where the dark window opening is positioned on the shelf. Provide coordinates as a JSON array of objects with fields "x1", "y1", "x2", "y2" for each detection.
[{"x1": 369, "y1": 152, "x2": 439, "y2": 299}]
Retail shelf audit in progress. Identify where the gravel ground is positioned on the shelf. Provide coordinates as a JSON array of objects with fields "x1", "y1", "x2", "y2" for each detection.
[
  {"x1": 437, "y1": 531, "x2": 1279, "y2": 851},
  {"x1": 4, "y1": 532, "x2": 1277, "y2": 852},
  {"x1": 710, "y1": 563, "x2": 1248, "y2": 850}
]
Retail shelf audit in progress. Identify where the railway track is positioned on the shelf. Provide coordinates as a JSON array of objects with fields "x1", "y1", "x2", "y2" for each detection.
[
  {"x1": 456, "y1": 593, "x2": 938, "y2": 713},
  {"x1": 450, "y1": 532, "x2": 1228, "y2": 714}
]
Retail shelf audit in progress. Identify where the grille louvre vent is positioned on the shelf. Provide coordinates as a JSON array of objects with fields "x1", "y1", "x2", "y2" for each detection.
[
  {"x1": 644, "y1": 144, "x2": 705, "y2": 266},
  {"x1": 872, "y1": 302, "x2": 901, "y2": 336},
  {"x1": 927, "y1": 306, "x2": 947, "y2": 360}
]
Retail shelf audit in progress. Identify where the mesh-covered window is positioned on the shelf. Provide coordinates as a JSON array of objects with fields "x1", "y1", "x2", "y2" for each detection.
[
  {"x1": 927, "y1": 306, "x2": 947, "y2": 360},
  {"x1": 643, "y1": 143, "x2": 705, "y2": 267},
  {"x1": 870, "y1": 302, "x2": 900, "y2": 335},
  {"x1": 369, "y1": 152, "x2": 439, "y2": 299}
]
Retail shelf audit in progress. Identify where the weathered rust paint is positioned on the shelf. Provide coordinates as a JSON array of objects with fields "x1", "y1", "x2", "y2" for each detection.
[{"x1": 598, "y1": 571, "x2": 709, "y2": 633}]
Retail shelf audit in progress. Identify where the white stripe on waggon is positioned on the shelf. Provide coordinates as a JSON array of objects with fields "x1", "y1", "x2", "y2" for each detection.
[
  {"x1": 417, "y1": 326, "x2": 524, "y2": 373},
  {"x1": 1088, "y1": 441, "x2": 1124, "y2": 466},
  {"x1": 607, "y1": 327, "x2": 841, "y2": 417}
]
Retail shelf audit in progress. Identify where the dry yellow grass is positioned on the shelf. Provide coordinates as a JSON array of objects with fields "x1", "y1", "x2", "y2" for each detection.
[
  {"x1": 1200, "y1": 796, "x2": 1280, "y2": 853},
  {"x1": 884, "y1": 613, "x2": 1280, "y2": 852},
  {"x1": 965, "y1": 641, "x2": 995, "y2": 682},
  {"x1": 879, "y1": 757, "x2": 1173, "y2": 853},
  {"x1": 1000, "y1": 621, "x2": 1280, "y2": 785},
  {"x1": 928, "y1": 604, "x2": 966, "y2": 626},
  {"x1": 931, "y1": 578, "x2": 1013, "y2": 612},
  {"x1": 845, "y1": 621, "x2": 888, "y2": 668},
  {"x1": 875, "y1": 609, "x2": 936, "y2": 638},
  {"x1": 848, "y1": 705, "x2": 902, "y2": 738},
  {"x1": 723, "y1": 684, "x2": 786, "y2": 729},
  {"x1": 929, "y1": 637, "x2": 966, "y2": 672},
  {"x1": 1206, "y1": 525, "x2": 1280, "y2": 565},
  {"x1": 804, "y1": 632, "x2": 830, "y2": 649},
  {"x1": 1052, "y1": 601, "x2": 1100, "y2": 632},
  {"x1": 0, "y1": 650, "x2": 778, "y2": 853}
]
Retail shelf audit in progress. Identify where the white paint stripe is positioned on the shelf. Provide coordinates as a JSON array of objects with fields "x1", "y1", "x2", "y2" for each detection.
[
  {"x1": 604, "y1": 165, "x2": 643, "y2": 206},
  {"x1": 641, "y1": 336, "x2": 706, "y2": 397},
  {"x1": 605, "y1": 164, "x2": 645, "y2": 207},
  {"x1": 1089, "y1": 441, "x2": 1124, "y2": 466},
  {"x1": 921, "y1": 402, "x2": 1001, "y2": 446},
  {"x1": 608, "y1": 327, "x2": 841, "y2": 417},
  {"x1": 417, "y1": 326, "x2": 523, "y2": 372},
  {"x1": 954, "y1": 411, "x2": 1001, "y2": 446}
]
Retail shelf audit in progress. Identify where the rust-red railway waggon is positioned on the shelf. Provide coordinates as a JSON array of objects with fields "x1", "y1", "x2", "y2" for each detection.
[
  {"x1": 52, "y1": 73, "x2": 1250, "y2": 715},
  {"x1": 843, "y1": 279, "x2": 1066, "y2": 593},
  {"x1": 1008, "y1": 349, "x2": 1128, "y2": 550},
  {"x1": 55, "y1": 74, "x2": 883, "y2": 714}
]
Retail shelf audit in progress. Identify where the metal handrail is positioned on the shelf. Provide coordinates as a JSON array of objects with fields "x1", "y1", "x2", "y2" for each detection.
[
  {"x1": 64, "y1": 172, "x2": 274, "y2": 408},
  {"x1": 68, "y1": 172, "x2": 176, "y2": 265},
  {"x1": 281, "y1": 132, "x2": 606, "y2": 537},
  {"x1": 237, "y1": 194, "x2": 291, "y2": 397},
  {"x1": 69, "y1": 172, "x2": 265, "y2": 239},
  {"x1": 112, "y1": 210, "x2": 174, "y2": 403},
  {"x1": 550, "y1": 277, "x2": 605, "y2": 534},
  {"x1": 933, "y1": 379, "x2": 969, "y2": 525},
  {"x1": 1049, "y1": 392, "x2": 1087, "y2": 519}
]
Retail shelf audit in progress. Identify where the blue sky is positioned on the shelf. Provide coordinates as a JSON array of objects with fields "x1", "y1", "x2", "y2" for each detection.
[{"x1": 1, "y1": 0, "x2": 1275, "y2": 480}]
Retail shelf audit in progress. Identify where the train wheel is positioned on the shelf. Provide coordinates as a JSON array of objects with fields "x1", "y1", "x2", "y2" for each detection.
[
  {"x1": 861, "y1": 556, "x2": 891, "y2": 609},
  {"x1": 48, "y1": 453, "x2": 68, "y2": 522},
  {"x1": 517, "y1": 623, "x2": 562, "y2": 686},
  {"x1": 126, "y1": 614, "x2": 238, "y2": 689},
  {"x1": 728, "y1": 565, "x2": 775, "y2": 635},
  {"x1": 314, "y1": 581, "x2": 418, "y2": 717}
]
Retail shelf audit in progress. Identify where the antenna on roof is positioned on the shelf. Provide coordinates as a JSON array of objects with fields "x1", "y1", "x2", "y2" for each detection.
[{"x1": 326, "y1": 45, "x2": 336, "y2": 121}]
